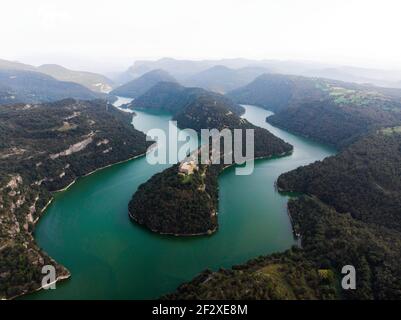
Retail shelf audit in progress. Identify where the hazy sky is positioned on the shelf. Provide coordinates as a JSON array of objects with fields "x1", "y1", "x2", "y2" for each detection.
[{"x1": 1, "y1": 0, "x2": 401, "y2": 73}]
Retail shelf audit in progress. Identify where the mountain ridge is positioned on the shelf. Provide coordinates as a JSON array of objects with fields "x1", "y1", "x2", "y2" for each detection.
[
  {"x1": 0, "y1": 58, "x2": 113, "y2": 93},
  {"x1": 0, "y1": 69, "x2": 104, "y2": 104},
  {"x1": 111, "y1": 69, "x2": 177, "y2": 98}
]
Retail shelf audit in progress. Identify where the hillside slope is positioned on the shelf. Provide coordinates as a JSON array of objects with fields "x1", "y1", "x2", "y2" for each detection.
[
  {"x1": 166, "y1": 130, "x2": 401, "y2": 300},
  {"x1": 37, "y1": 64, "x2": 114, "y2": 93},
  {"x1": 277, "y1": 129, "x2": 401, "y2": 232},
  {"x1": 228, "y1": 73, "x2": 401, "y2": 147},
  {"x1": 226, "y1": 73, "x2": 326, "y2": 112},
  {"x1": 0, "y1": 69, "x2": 102, "y2": 104},
  {"x1": 0, "y1": 99, "x2": 151, "y2": 299},
  {"x1": 111, "y1": 69, "x2": 177, "y2": 98},
  {"x1": 0, "y1": 58, "x2": 113, "y2": 93},
  {"x1": 131, "y1": 81, "x2": 244, "y2": 115},
  {"x1": 184, "y1": 65, "x2": 268, "y2": 93}
]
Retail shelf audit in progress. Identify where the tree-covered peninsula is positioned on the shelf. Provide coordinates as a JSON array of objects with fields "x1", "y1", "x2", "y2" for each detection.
[{"x1": 128, "y1": 94, "x2": 293, "y2": 235}]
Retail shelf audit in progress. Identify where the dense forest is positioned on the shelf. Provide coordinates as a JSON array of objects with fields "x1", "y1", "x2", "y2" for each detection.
[
  {"x1": 130, "y1": 81, "x2": 244, "y2": 115},
  {"x1": 268, "y1": 99, "x2": 401, "y2": 148},
  {"x1": 129, "y1": 94, "x2": 292, "y2": 235},
  {"x1": 166, "y1": 196, "x2": 401, "y2": 299},
  {"x1": 166, "y1": 130, "x2": 401, "y2": 299},
  {"x1": 227, "y1": 73, "x2": 401, "y2": 147},
  {"x1": 277, "y1": 130, "x2": 401, "y2": 232},
  {"x1": 129, "y1": 163, "x2": 220, "y2": 235},
  {"x1": 0, "y1": 69, "x2": 103, "y2": 104},
  {"x1": 110, "y1": 69, "x2": 177, "y2": 98},
  {"x1": 0, "y1": 99, "x2": 151, "y2": 299},
  {"x1": 2, "y1": 61, "x2": 401, "y2": 300}
]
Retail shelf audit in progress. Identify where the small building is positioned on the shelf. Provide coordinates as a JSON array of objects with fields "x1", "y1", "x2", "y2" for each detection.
[{"x1": 179, "y1": 160, "x2": 198, "y2": 175}]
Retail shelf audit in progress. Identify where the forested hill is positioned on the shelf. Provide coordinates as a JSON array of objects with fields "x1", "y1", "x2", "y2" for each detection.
[
  {"x1": 166, "y1": 129, "x2": 401, "y2": 300},
  {"x1": 0, "y1": 99, "x2": 151, "y2": 299},
  {"x1": 268, "y1": 98, "x2": 401, "y2": 148},
  {"x1": 277, "y1": 128, "x2": 401, "y2": 232},
  {"x1": 184, "y1": 65, "x2": 268, "y2": 93},
  {"x1": 37, "y1": 64, "x2": 114, "y2": 93},
  {"x1": 110, "y1": 69, "x2": 177, "y2": 98},
  {"x1": 130, "y1": 81, "x2": 244, "y2": 115},
  {"x1": 166, "y1": 195, "x2": 401, "y2": 300},
  {"x1": 173, "y1": 95, "x2": 292, "y2": 158},
  {"x1": 227, "y1": 73, "x2": 401, "y2": 148},
  {"x1": 0, "y1": 69, "x2": 103, "y2": 104},
  {"x1": 129, "y1": 95, "x2": 293, "y2": 236},
  {"x1": 226, "y1": 73, "x2": 326, "y2": 112},
  {"x1": 227, "y1": 73, "x2": 401, "y2": 112}
]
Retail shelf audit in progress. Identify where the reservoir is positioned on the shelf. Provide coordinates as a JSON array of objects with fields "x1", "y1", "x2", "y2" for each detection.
[{"x1": 26, "y1": 99, "x2": 335, "y2": 299}]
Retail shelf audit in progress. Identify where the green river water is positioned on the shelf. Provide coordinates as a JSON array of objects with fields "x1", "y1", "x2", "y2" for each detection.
[{"x1": 26, "y1": 99, "x2": 335, "y2": 299}]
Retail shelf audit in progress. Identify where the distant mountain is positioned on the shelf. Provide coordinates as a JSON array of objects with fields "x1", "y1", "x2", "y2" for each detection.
[
  {"x1": 0, "y1": 58, "x2": 114, "y2": 93},
  {"x1": 131, "y1": 81, "x2": 244, "y2": 115},
  {"x1": 0, "y1": 69, "x2": 103, "y2": 104},
  {"x1": 227, "y1": 73, "x2": 326, "y2": 112},
  {"x1": 118, "y1": 57, "x2": 401, "y2": 89},
  {"x1": 304, "y1": 66, "x2": 401, "y2": 88},
  {"x1": 0, "y1": 58, "x2": 36, "y2": 71},
  {"x1": 37, "y1": 64, "x2": 114, "y2": 93},
  {"x1": 110, "y1": 69, "x2": 177, "y2": 98},
  {"x1": 117, "y1": 57, "x2": 264, "y2": 83},
  {"x1": 184, "y1": 65, "x2": 268, "y2": 93},
  {"x1": 227, "y1": 73, "x2": 401, "y2": 147}
]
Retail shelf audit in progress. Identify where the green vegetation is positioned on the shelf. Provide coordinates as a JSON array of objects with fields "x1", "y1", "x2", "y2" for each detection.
[
  {"x1": 174, "y1": 95, "x2": 292, "y2": 158},
  {"x1": 129, "y1": 163, "x2": 219, "y2": 235},
  {"x1": 278, "y1": 131, "x2": 401, "y2": 232},
  {"x1": 130, "y1": 81, "x2": 244, "y2": 115},
  {"x1": 164, "y1": 248, "x2": 327, "y2": 300},
  {"x1": 268, "y1": 98, "x2": 401, "y2": 148},
  {"x1": 227, "y1": 73, "x2": 401, "y2": 148},
  {"x1": 227, "y1": 74, "x2": 299, "y2": 112},
  {"x1": 0, "y1": 99, "x2": 151, "y2": 299},
  {"x1": 129, "y1": 94, "x2": 293, "y2": 235},
  {"x1": 167, "y1": 130, "x2": 401, "y2": 299}
]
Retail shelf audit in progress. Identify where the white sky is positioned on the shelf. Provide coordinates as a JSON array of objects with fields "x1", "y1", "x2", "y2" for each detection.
[{"x1": 1, "y1": 0, "x2": 401, "y2": 73}]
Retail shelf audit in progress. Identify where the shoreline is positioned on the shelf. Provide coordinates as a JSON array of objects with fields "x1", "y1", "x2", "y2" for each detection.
[
  {"x1": 19, "y1": 103, "x2": 331, "y2": 300},
  {"x1": 9, "y1": 98, "x2": 151, "y2": 300},
  {"x1": 9, "y1": 273, "x2": 71, "y2": 301},
  {"x1": 129, "y1": 212, "x2": 218, "y2": 237},
  {"x1": 16, "y1": 148, "x2": 155, "y2": 301},
  {"x1": 52, "y1": 145, "x2": 156, "y2": 194},
  {"x1": 129, "y1": 148, "x2": 294, "y2": 238},
  {"x1": 35, "y1": 149, "x2": 152, "y2": 223}
]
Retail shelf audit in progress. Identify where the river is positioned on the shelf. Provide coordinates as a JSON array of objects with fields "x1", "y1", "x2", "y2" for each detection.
[{"x1": 25, "y1": 98, "x2": 335, "y2": 299}]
